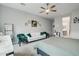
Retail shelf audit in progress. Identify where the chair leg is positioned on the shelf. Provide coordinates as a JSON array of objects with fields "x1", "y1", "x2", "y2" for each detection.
[{"x1": 18, "y1": 42, "x2": 21, "y2": 46}]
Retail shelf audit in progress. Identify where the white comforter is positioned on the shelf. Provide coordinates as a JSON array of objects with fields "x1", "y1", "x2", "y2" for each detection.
[{"x1": 35, "y1": 37, "x2": 79, "y2": 56}]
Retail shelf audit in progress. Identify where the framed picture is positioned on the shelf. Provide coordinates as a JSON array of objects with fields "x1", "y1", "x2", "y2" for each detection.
[
  {"x1": 31, "y1": 20, "x2": 37, "y2": 27},
  {"x1": 73, "y1": 17, "x2": 79, "y2": 23}
]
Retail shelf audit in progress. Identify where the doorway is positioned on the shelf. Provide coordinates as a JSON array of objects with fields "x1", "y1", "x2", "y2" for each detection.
[{"x1": 62, "y1": 16, "x2": 71, "y2": 38}]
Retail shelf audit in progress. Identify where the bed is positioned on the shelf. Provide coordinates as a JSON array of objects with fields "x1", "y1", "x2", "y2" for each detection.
[{"x1": 35, "y1": 37, "x2": 79, "y2": 56}]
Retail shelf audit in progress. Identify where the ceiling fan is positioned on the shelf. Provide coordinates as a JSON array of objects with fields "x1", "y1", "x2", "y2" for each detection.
[{"x1": 40, "y1": 3, "x2": 56, "y2": 15}]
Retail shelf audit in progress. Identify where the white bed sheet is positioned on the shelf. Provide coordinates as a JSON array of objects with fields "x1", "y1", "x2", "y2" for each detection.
[{"x1": 35, "y1": 37, "x2": 79, "y2": 56}]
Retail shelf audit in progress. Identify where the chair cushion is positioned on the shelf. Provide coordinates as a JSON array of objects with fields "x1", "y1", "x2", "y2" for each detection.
[{"x1": 27, "y1": 33, "x2": 32, "y2": 37}]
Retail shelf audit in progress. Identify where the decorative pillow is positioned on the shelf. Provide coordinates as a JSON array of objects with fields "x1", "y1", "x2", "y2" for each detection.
[
  {"x1": 31, "y1": 33, "x2": 40, "y2": 37},
  {"x1": 27, "y1": 33, "x2": 32, "y2": 37}
]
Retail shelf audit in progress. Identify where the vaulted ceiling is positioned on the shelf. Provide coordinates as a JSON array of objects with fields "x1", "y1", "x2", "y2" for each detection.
[{"x1": 1, "y1": 3, "x2": 79, "y2": 20}]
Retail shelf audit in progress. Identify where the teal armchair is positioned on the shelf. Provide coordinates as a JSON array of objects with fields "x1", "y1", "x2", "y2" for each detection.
[
  {"x1": 40, "y1": 32, "x2": 49, "y2": 38},
  {"x1": 17, "y1": 34, "x2": 28, "y2": 46}
]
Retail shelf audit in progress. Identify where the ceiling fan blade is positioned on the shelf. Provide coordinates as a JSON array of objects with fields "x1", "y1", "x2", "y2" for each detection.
[
  {"x1": 40, "y1": 11, "x2": 45, "y2": 13},
  {"x1": 41, "y1": 7, "x2": 45, "y2": 9},
  {"x1": 51, "y1": 10, "x2": 56, "y2": 12},
  {"x1": 50, "y1": 5, "x2": 56, "y2": 8}
]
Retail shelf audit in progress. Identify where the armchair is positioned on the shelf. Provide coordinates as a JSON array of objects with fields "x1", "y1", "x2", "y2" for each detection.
[
  {"x1": 40, "y1": 32, "x2": 49, "y2": 38},
  {"x1": 17, "y1": 34, "x2": 28, "y2": 46}
]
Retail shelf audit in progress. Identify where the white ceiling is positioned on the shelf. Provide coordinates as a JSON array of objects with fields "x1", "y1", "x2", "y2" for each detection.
[{"x1": 1, "y1": 3, "x2": 79, "y2": 20}]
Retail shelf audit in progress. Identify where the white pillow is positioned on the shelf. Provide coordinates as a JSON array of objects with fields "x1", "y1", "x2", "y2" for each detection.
[{"x1": 31, "y1": 33, "x2": 40, "y2": 37}]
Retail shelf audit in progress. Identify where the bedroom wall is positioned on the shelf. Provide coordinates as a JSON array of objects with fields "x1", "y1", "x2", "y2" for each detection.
[
  {"x1": 53, "y1": 8, "x2": 79, "y2": 39},
  {"x1": 0, "y1": 8, "x2": 2, "y2": 32},
  {"x1": 0, "y1": 5, "x2": 52, "y2": 43},
  {"x1": 52, "y1": 16, "x2": 63, "y2": 37},
  {"x1": 70, "y1": 9, "x2": 79, "y2": 39}
]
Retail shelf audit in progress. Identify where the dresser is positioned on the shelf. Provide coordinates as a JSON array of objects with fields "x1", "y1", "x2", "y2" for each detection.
[{"x1": 0, "y1": 35, "x2": 14, "y2": 56}]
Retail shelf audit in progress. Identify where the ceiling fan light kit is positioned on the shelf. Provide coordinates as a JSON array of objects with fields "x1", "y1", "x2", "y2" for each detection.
[{"x1": 46, "y1": 9, "x2": 50, "y2": 13}]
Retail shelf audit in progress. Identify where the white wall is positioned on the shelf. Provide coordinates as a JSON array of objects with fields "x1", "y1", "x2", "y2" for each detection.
[
  {"x1": 54, "y1": 16, "x2": 62, "y2": 32},
  {"x1": 53, "y1": 8, "x2": 79, "y2": 39},
  {"x1": 52, "y1": 16, "x2": 63, "y2": 37},
  {"x1": 0, "y1": 5, "x2": 52, "y2": 42},
  {"x1": 70, "y1": 9, "x2": 79, "y2": 39}
]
